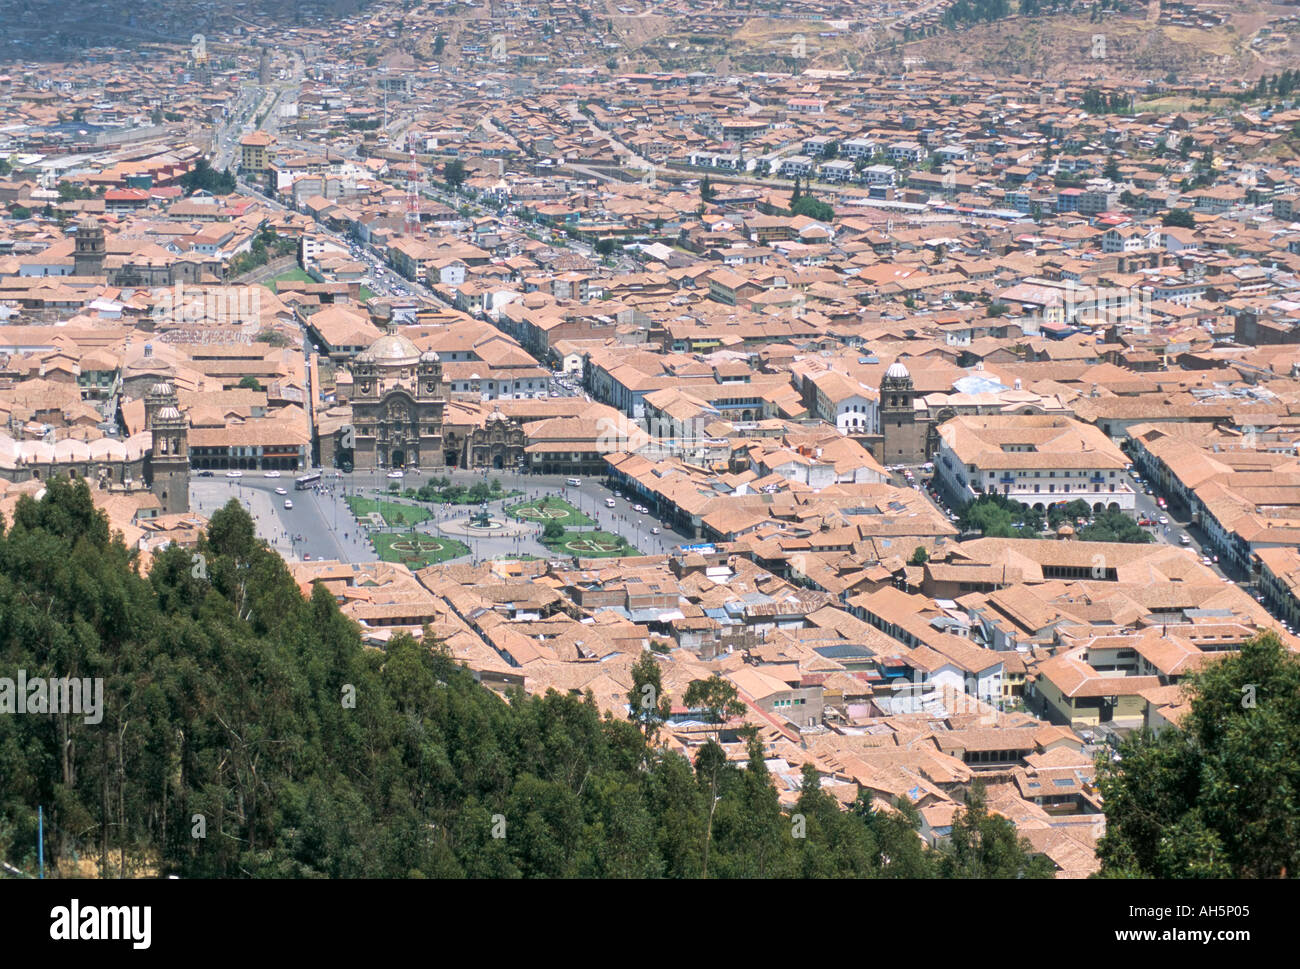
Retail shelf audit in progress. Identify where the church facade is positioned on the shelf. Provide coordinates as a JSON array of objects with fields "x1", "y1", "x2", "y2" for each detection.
[
  {"x1": 345, "y1": 334, "x2": 449, "y2": 471},
  {"x1": 330, "y1": 335, "x2": 534, "y2": 471}
]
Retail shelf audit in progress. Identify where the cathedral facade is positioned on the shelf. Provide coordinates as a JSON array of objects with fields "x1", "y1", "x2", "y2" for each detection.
[{"x1": 345, "y1": 334, "x2": 448, "y2": 470}]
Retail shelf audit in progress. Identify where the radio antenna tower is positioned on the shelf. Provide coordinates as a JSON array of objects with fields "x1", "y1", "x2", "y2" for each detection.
[{"x1": 405, "y1": 147, "x2": 421, "y2": 236}]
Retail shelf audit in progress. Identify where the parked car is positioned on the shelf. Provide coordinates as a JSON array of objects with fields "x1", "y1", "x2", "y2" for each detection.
[
  {"x1": 226, "y1": 470, "x2": 243, "y2": 478},
  {"x1": 651, "y1": 527, "x2": 660, "y2": 535},
  {"x1": 197, "y1": 470, "x2": 214, "y2": 477},
  {"x1": 275, "y1": 487, "x2": 288, "y2": 496},
  {"x1": 265, "y1": 470, "x2": 282, "y2": 478},
  {"x1": 387, "y1": 470, "x2": 404, "y2": 479}
]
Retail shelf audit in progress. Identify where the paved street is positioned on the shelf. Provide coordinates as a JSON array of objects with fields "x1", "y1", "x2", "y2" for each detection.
[{"x1": 192, "y1": 474, "x2": 378, "y2": 564}]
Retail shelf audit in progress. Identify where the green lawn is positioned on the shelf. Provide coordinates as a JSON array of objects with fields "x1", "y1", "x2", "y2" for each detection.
[
  {"x1": 267, "y1": 267, "x2": 315, "y2": 292},
  {"x1": 372, "y1": 531, "x2": 469, "y2": 568},
  {"x1": 542, "y1": 529, "x2": 638, "y2": 559},
  {"x1": 506, "y1": 496, "x2": 594, "y2": 527},
  {"x1": 345, "y1": 496, "x2": 431, "y2": 527},
  {"x1": 360, "y1": 285, "x2": 378, "y2": 302}
]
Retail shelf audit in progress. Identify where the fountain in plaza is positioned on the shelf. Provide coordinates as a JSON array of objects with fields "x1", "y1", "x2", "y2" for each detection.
[{"x1": 467, "y1": 502, "x2": 502, "y2": 531}]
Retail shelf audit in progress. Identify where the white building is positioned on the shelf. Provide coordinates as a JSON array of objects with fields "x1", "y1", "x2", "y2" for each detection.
[
  {"x1": 842, "y1": 138, "x2": 879, "y2": 160},
  {"x1": 779, "y1": 155, "x2": 815, "y2": 178},
  {"x1": 935, "y1": 414, "x2": 1135, "y2": 513}
]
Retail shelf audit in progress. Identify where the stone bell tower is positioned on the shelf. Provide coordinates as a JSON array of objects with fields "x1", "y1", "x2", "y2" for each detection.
[
  {"x1": 880, "y1": 359, "x2": 926, "y2": 465},
  {"x1": 73, "y1": 217, "x2": 106, "y2": 278},
  {"x1": 147, "y1": 383, "x2": 189, "y2": 514}
]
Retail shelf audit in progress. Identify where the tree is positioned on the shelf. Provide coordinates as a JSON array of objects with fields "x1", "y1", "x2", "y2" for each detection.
[
  {"x1": 1077, "y1": 509, "x2": 1153, "y2": 544},
  {"x1": 683, "y1": 675, "x2": 745, "y2": 737},
  {"x1": 1047, "y1": 498, "x2": 1093, "y2": 528},
  {"x1": 960, "y1": 494, "x2": 1043, "y2": 538},
  {"x1": 542, "y1": 519, "x2": 564, "y2": 541},
  {"x1": 938, "y1": 782, "x2": 1054, "y2": 878},
  {"x1": 1096, "y1": 631, "x2": 1300, "y2": 878},
  {"x1": 910, "y1": 546, "x2": 929, "y2": 565},
  {"x1": 180, "y1": 158, "x2": 235, "y2": 196},
  {"x1": 791, "y1": 195, "x2": 834, "y2": 222},
  {"x1": 1162, "y1": 208, "x2": 1196, "y2": 229},
  {"x1": 443, "y1": 159, "x2": 467, "y2": 191},
  {"x1": 700, "y1": 174, "x2": 714, "y2": 202},
  {"x1": 793, "y1": 765, "x2": 877, "y2": 877},
  {"x1": 238, "y1": 376, "x2": 263, "y2": 391},
  {"x1": 628, "y1": 651, "x2": 672, "y2": 746}
]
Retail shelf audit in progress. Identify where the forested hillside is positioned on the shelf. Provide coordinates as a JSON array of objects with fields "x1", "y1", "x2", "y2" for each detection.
[{"x1": 0, "y1": 478, "x2": 1050, "y2": 878}]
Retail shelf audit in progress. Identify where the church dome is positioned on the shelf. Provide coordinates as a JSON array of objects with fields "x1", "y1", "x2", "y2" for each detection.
[
  {"x1": 420, "y1": 349, "x2": 441, "y2": 364},
  {"x1": 885, "y1": 360, "x2": 910, "y2": 380},
  {"x1": 150, "y1": 382, "x2": 174, "y2": 397},
  {"x1": 156, "y1": 405, "x2": 182, "y2": 421},
  {"x1": 358, "y1": 333, "x2": 420, "y2": 366}
]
